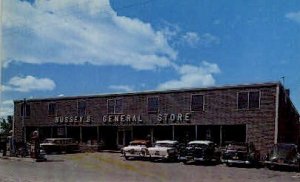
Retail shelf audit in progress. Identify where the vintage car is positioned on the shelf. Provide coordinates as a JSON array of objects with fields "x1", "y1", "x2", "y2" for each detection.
[
  {"x1": 264, "y1": 143, "x2": 300, "y2": 171},
  {"x1": 122, "y1": 140, "x2": 151, "y2": 160},
  {"x1": 221, "y1": 142, "x2": 260, "y2": 167},
  {"x1": 40, "y1": 138, "x2": 79, "y2": 154},
  {"x1": 148, "y1": 140, "x2": 179, "y2": 161},
  {"x1": 181, "y1": 140, "x2": 221, "y2": 164}
]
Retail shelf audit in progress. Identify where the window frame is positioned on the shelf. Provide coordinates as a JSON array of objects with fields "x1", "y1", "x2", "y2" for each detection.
[
  {"x1": 147, "y1": 96, "x2": 159, "y2": 114},
  {"x1": 48, "y1": 102, "x2": 57, "y2": 116},
  {"x1": 107, "y1": 98, "x2": 123, "y2": 114},
  {"x1": 237, "y1": 91, "x2": 261, "y2": 110},
  {"x1": 21, "y1": 103, "x2": 31, "y2": 117},
  {"x1": 77, "y1": 100, "x2": 87, "y2": 116},
  {"x1": 191, "y1": 94, "x2": 205, "y2": 111}
]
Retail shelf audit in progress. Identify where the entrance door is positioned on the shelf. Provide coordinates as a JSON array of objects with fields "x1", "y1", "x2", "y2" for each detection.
[{"x1": 101, "y1": 126, "x2": 117, "y2": 150}]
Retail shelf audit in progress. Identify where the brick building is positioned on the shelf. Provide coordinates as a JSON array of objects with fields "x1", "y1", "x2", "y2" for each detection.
[{"x1": 13, "y1": 82, "x2": 300, "y2": 156}]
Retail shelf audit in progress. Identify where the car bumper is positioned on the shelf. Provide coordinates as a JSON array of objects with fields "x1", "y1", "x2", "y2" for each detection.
[
  {"x1": 183, "y1": 156, "x2": 210, "y2": 162},
  {"x1": 264, "y1": 161, "x2": 299, "y2": 168},
  {"x1": 225, "y1": 159, "x2": 251, "y2": 165}
]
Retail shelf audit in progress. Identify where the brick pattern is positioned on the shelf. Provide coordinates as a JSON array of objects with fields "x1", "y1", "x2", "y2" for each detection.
[{"x1": 13, "y1": 83, "x2": 299, "y2": 156}]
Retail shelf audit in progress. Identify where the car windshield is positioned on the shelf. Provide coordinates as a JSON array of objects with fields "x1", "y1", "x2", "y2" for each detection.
[
  {"x1": 155, "y1": 143, "x2": 175, "y2": 148},
  {"x1": 188, "y1": 143, "x2": 208, "y2": 148},
  {"x1": 227, "y1": 144, "x2": 247, "y2": 151},
  {"x1": 271, "y1": 144, "x2": 296, "y2": 158}
]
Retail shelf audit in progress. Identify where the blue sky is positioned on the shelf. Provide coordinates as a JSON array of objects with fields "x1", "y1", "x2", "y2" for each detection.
[{"x1": 1, "y1": 0, "x2": 300, "y2": 117}]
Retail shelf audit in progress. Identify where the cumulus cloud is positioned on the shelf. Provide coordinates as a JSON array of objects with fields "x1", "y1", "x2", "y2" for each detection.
[
  {"x1": 286, "y1": 11, "x2": 300, "y2": 23},
  {"x1": 157, "y1": 61, "x2": 220, "y2": 90},
  {"x1": 181, "y1": 32, "x2": 220, "y2": 48},
  {"x1": 0, "y1": 100, "x2": 14, "y2": 117},
  {"x1": 109, "y1": 85, "x2": 134, "y2": 92},
  {"x1": 2, "y1": 75, "x2": 56, "y2": 92},
  {"x1": 2, "y1": 0, "x2": 177, "y2": 70}
]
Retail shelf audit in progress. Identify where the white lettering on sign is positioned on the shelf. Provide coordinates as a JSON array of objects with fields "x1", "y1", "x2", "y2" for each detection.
[
  {"x1": 102, "y1": 113, "x2": 191, "y2": 125},
  {"x1": 54, "y1": 115, "x2": 92, "y2": 124}
]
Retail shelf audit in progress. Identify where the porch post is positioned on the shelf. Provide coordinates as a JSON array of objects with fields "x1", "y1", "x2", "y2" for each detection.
[
  {"x1": 220, "y1": 125, "x2": 223, "y2": 146},
  {"x1": 195, "y1": 125, "x2": 198, "y2": 140},
  {"x1": 172, "y1": 125, "x2": 175, "y2": 140},
  {"x1": 79, "y1": 126, "x2": 82, "y2": 143},
  {"x1": 97, "y1": 126, "x2": 100, "y2": 142}
]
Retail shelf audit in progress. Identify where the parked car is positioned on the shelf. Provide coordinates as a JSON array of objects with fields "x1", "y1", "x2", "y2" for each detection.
[
  {"x1": 40, "y1": 138, "x2": 79, "y2": 154},
  {"x1": 122, "y1": 140, "x2": 151, "y2": 160},
  {"x1": 182, "y1": 140, "x2": 221, "y2": 164},
  {"x1": 221, "y1": 142, "x2": 260, "y2": 167},
  {"x1": 264, "y1": 143, "x2": 300, "y2": 171},
  {"x1": 148, "y1": 140, "x2": 179, "y2": 161}
]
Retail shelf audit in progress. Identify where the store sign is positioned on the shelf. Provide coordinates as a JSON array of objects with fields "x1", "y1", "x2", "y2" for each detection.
[
  {"x1": 54, "y1": 115, "x2": 91, "y2": 124},
  {"x1": 102, "y1": 113, "x2": 191, "y2": 125},
  {"x1": 157, "y1": 113, "x2": 191, "y2": 123},
  {"x1": 103, "y1": 114, "x2": 143, "y2": 124}
]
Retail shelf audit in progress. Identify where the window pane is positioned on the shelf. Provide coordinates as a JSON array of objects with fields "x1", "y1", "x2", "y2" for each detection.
[
  {"x1": 191, "y1": 95, "x2": 204, "y2": 111},
  {"x1": 238, "y1": 92, "x2": 248, "y2": 109},
  {"x1": 108, "y1": 99, "x2": 115, "y2": 114},
  {"x1": 48, "y1": 103, "x2": 56, "y2": 115},
  {"x1": 249, "y1": 91, "x2": 260, "y2": 109},
  {"x1": 21, "y1": 103, "x2": 30, "y2": 117},
  {"x1": 148, "y1": 97, "x2": 159, "y2": 113},
  {"x1": 115, "y1": 98, "x2": 123, "y2": 113},
  {"x1": 78, "y1": 101, "x2": 86, "y2": 116}
]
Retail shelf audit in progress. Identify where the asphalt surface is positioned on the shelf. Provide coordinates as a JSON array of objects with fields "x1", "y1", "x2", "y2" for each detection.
[{"x1": 1, "y1": 152, "x2": 300, "y2": 182}]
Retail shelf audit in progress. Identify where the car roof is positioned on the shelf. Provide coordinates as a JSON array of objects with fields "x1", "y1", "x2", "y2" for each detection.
[
  {"x1": 188, "y1": 140, "x2": 213, "y2": 145},
  {"x1": 130, "y1": 140, "x2": 149, "y2": 144},
  {"x1": 155, "y1": 140, "x2": 178, "y2": 144}
]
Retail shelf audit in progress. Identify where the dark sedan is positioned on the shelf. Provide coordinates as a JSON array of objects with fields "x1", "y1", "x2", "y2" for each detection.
[
  {"x1": 264, "y1": 143, "x2": 300, "y2": 171},
  {"x1": 221, "y1": 142, "x2": 260, "y2": 167}
]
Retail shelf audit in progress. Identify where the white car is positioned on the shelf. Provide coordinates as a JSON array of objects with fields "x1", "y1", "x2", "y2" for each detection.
[
  {"x1": 122, "y1": 140, "x2": 151, "y2": 160},
  {"x1": 148, "y1": 140, "x2": 179, "y2": 161}
]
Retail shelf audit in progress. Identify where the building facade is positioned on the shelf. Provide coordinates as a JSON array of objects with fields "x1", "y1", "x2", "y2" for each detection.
[{"x1": 13, "y1": 82, "x2": 300, "y2": 156}]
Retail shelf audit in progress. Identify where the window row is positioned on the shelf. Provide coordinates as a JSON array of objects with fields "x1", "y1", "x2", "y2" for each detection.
[{"x1": 21, "y1": 92, "x2": 260, "y2": 116}]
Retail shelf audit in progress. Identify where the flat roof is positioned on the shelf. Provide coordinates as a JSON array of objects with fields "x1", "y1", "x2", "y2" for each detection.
[{"x1": 14, "y1": 81, "x2": 281, "y2": 103}]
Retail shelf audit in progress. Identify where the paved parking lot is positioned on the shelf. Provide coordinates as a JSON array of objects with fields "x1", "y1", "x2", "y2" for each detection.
[{"x1": 1, "y1": 152, "x2": 300, "y2": 182}]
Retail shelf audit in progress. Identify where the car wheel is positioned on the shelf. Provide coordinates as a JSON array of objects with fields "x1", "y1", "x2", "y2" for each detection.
[
  {"x1": 124, "y1": 155, "x2": 129, "y2": 160},
  {"x1": 226, "y1": 162, "x2": 232, "y2": 167}
]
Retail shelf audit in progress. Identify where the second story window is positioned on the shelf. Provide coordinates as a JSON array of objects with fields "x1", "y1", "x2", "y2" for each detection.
[
  {"x1": 107, "y1": 98, "x2": 123, "y2": 114},
  {"x1": 21, "y1": 103, "x2": 31, "y2": 117},
  {"x1": 148, "y1": 97, "x2": 159, "y2": 113},
  {"x1": 238, "y1": 91, "x2": 260, "y2": 109},
  {"x1": 48, "y1": 103, "x2": 56, "y2": 116},
  {"x1": 78, "y1": 101, "x2": 86, "y2": 116},
  {"x1": 191, "y1": 95, "x2": 204, "y2": 111}
]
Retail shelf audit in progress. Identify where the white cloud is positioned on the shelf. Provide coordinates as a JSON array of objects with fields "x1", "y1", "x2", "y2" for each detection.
[
  {"x1": 286, "y1": 11, "x2": 300, "y2": 23},
  {"x1": 2, "y1": 75, "x2": 56, "y2": 92},
  {"x1": 181, "y1": 32, "x2": 220, "y2": 48},
  {"x1": 157, "y1": 61, "x2": 220, "y2": 90},
  {"x1": 182, "y1": 32, "x2": 200, "y2": 47},
  {"x1": 2, "y1": 0, "x2": 177, "y2": 70},
  {"x1": 0, "y1": 100, "x2": 14, "y2": 118},
  {"x1": 109, "y1": 85, "x2": 134, "y2": 92}
]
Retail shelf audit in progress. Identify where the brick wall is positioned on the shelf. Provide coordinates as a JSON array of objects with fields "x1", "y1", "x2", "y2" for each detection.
[{"x1": 14, "y1": 83, "x2": 281, "y2": 155}]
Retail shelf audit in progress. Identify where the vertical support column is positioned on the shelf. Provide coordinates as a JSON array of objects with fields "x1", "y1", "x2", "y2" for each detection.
[
  {"x1": 116, "y1": 129, "x2": 119, "y2": 146},
  {"x1": 97, "y1": 126, "x2": 100, "y2": 142},
  {"x1": 65, "y1": 126, "x2": 68, "y2": 138},
  {"x1": 131, "y1": 126, "x2": 134, "y2": 141},
  {"x1": 51, "y1": 127, "x2": 53, "y2": 138},
  {"x1": 150, "y1": 127, "x2": 154, "y2": 144},
  {"x1": 123, "y1": 130, "x2": 126, "y2": 146},
  {"x1": 220, "y1": 125, "x2": 223, "y2": 146},
  {"x1": 172, "y1": 125, "x2": 175, "y2": 140},
  {"x1": 195, "y1": 125, "x2": 198, "y2": 140},
  {"x1": 80, "y1": 126, "x2": 82, "y2": 143}
]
